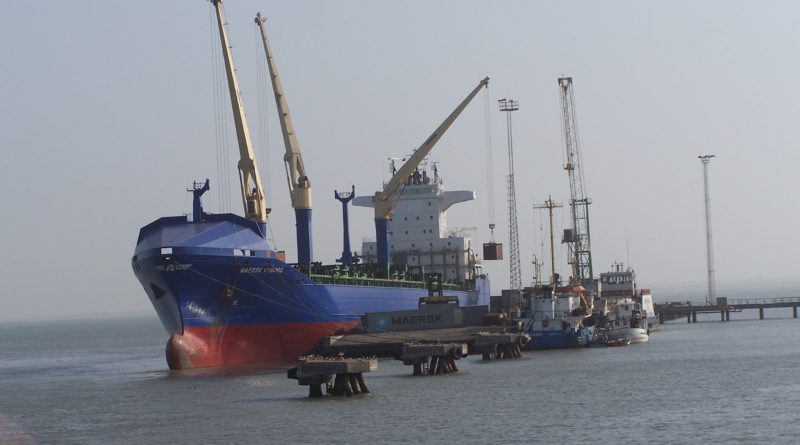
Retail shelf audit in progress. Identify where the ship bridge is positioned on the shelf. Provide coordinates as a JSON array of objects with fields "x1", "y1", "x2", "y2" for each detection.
[{"x1": 353, "y1": 162, "x2": 478, "y2": 284}]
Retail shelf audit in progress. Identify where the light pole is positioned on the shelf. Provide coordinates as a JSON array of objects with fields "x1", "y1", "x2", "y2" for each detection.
[
  {"x1": 699, "y1": 155, "x2": 716, "y2": 306},
  {"x1": 499, "y1": 98, "x2": 521, "y2": 312}
]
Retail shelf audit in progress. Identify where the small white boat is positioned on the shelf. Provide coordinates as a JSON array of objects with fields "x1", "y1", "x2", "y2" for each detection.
[{"x1": 601, "y1": 297, "x2": 649, "y2": 344}]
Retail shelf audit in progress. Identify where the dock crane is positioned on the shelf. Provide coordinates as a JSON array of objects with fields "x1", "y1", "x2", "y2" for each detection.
[
  {"x1": 558, "y1": 77, "x2": 593, "y2": 284},
  {"x1": 255, "y1": 13, "x2": 313, "y2": 264},
  {"x1": 212, "y1": 0, "x2": 269, "y2": 226},
  {"x1": 372, "y1": 77, "x2": 489, "y2": 277}
]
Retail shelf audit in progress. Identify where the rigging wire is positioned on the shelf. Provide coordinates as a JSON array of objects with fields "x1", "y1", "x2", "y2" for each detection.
[
  {"x1": 570, "y1": 83, "x2": 588, "y2": 196},
  {"x1": 221, "y1": 8, "x2": 234, "y2": 213},
  {"x1": 209, "y1": 9, "x2": 223, "y2": 212},
  {"x1": 254, "y1": 25, "x2": 277, "y2": 249},
  {"x1": 209, "y1": 7, "x2": 232, "y2": 213}
]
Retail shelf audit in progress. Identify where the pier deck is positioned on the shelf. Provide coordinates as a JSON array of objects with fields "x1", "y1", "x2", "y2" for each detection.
[
  {"x1": 656, "y1": 297, "x2": 800, "y2": 323},
  {"x1": 317, "y1": 325, "x2": 516, "y2": 358}
]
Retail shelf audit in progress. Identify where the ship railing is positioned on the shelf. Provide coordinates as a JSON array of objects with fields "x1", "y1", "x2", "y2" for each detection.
[
  {"x1": 728, "y1": 297, "x2": 800, "y2": 305},
  {"x1": 525, "y1": 310, "x2": 578, "y2": 321}
]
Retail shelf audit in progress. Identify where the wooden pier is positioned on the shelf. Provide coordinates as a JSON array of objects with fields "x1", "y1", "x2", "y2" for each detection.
[{"x1": 656, "y1": 297, "x2": 800, "y2": 323}]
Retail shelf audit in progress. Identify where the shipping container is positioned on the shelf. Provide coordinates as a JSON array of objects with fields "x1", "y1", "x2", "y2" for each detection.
[
  {"x1": 483, "y1": 242, "x2": 503, "y2": 260},
  {"x1": 364, "y1": 306, "x2": 464, "y2": 332}
]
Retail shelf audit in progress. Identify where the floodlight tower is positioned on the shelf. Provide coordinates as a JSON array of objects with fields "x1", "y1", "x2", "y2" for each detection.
[
  {"x1": 499, "y1": 98, "x2": 522, "y2": 307},
  {"x1": 699, "y1": 155, "x2": 717, "y2": 305}
]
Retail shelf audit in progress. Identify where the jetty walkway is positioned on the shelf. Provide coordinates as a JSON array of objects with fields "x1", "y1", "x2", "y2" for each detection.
[{"x1": 655, "y1": 297, "x2": 800, "y2": 323}]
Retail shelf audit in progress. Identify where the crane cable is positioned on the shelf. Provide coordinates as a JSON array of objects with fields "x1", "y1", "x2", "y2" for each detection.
[
  {"x1": 483, "y1": 86, "x2": 496, "y2": 242},
  {"x1": 209, "y1": 6, "x2": 232, "y2": 213},
  {"x1": 254, "y1": 24, "x2": 277, "y2": 249}
]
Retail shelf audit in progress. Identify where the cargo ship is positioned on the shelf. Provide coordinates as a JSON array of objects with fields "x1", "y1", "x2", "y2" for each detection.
[{"x1": 131, "y1": 1, "x2": 490, "y2": 370}]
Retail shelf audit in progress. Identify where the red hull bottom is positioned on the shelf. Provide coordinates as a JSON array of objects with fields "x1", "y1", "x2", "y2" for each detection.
[{"x1": 165, "y1": 321, "x2": 359, "y2": 370}]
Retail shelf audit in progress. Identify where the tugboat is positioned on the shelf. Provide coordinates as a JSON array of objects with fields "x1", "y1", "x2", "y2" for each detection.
[
  {"x1": 522, "y1": 282, "x2": 596, "y2": 349},
  {"x1": 594, "y1": 263, "x2": 656, "y2": 344}
]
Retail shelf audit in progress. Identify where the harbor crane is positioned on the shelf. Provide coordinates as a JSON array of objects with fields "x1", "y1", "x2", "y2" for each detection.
[
  {"x1": 212, "y1": 1, "x2": 268, "y2": 225},
  {"x1": 558, "y1": 77, "x2": 593, "y2": 284},
  {"x1": 256, "y1": 13, "x2": 313, "y2": 264},
  {"x1": 372, "y1": 77, "x2": 490, "y2": 277}
]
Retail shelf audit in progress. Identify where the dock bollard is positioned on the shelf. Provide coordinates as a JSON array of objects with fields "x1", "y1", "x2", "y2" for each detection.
[{"x1": 287, "y1": 356, "x2": 377, "y2": 398}]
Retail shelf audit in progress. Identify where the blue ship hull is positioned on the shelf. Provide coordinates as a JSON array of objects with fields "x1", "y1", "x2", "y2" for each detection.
[
  {"x1": 132, "y1": 213, "x2": 489, "y2": 369},
  {"x1": 526, "y1": 327, "x2": 595, "y2": 350}
]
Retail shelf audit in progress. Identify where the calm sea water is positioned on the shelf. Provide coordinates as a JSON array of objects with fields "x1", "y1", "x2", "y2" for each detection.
[{"x1": 1, "y1": 311, "x2": 799, "y2": 444}]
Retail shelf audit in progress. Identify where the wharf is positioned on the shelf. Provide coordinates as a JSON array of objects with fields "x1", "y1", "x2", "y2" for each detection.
[
  {"x1": 656, "y1": 297, "x2": 800, "y2": 323},
  {"x1": 317, "y1": 325, "x2": 517, "y2": 358}
]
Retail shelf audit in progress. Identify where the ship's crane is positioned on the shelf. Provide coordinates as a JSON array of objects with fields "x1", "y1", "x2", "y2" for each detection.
[
  {"x1": 558, "y1": 77, "x2": 593, "y2": 284},
  {"x1": 212, "y1": 1, "x2": 268, "y2": 224},
  {"x1": 372, "y1": 77, "x2": 489, "y2": 277},
  {"x1": 255, "y1": 13, "x2": 313, "y2": 264}
]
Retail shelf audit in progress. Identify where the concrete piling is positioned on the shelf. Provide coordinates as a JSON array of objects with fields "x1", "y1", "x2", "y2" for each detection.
[
  {"x1": 473, "y1": 332, "x2": 529, "y2": 360},
  {"x1": 288, "y1": 356, "x2": 377, "y2": 398},
  {"x1": 400, "y1": 343, "x2": 466, "y2": 376}
]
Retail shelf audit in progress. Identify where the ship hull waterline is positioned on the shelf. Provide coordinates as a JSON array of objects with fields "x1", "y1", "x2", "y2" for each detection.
[{"x1": 132, "y1": 214, "x2": 488, "y2": 370}]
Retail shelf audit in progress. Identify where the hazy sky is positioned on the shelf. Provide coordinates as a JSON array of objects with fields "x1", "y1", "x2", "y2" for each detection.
[{"x1": 2, "y1": 1, "x2": 799, "y2": 322}]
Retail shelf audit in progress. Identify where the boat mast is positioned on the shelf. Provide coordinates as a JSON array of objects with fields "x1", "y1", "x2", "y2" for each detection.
[
  {"x1": 211, "y1": 0, "x2": 268, "y2": 223},
  {"x1": 373, "y1": 77, "x2": 489, "y2": 277},
  {"x1": 255, "y1": 13, "x2": 313, "y2": 263},
  {"x1": 534, "y1": 196, "x2": 563, "y2": 287}
]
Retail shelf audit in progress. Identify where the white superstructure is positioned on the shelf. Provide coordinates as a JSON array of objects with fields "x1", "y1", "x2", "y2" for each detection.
[{"x1": 353, "y1": 161, "x2": 481, "y2": 284}]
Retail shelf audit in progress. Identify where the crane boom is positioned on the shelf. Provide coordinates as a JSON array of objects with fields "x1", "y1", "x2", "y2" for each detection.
[
  {"x1": 255, "y1": 13, "x2": 311, "y2": 210},
  {"x1": 558, "y1": 76, "x2": 593, "y2": 283},
  {"x1": 212, "y1": 0, "x2": 268, "y2": 222},
  {"x1": 372, "y1": 76, "x2": 489, "y2": 276},
  {"x1": 255, "y1": 12, "x2": 313, "y2": 263},
  {"x1": 374, "y1": 77, "x2": 489, "y2": 219}
]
